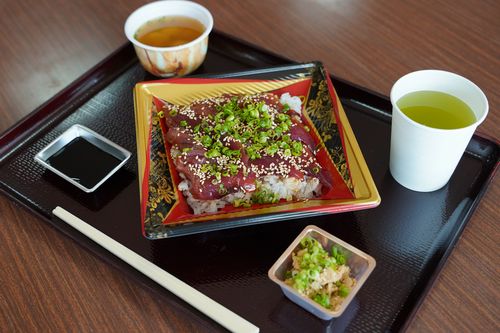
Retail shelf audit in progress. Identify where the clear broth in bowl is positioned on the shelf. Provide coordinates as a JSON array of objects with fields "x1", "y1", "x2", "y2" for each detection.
[{"x1": 135, "y1": 16, "x2": 205, "y2": 47}]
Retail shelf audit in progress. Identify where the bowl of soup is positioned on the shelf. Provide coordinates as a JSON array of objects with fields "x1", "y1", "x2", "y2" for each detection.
[{"x1": 124, "y1": 0, "x2": 213, "y2": 77}]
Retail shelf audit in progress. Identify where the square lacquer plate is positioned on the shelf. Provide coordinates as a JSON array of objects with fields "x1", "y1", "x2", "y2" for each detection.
[{"x1": 133, "y1": 62, "x2": 380, "y2": 239}]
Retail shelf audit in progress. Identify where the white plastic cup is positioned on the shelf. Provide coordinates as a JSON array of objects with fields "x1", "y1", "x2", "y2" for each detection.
[{"x1": 389, "y1": 70, "x2": 488, "y2": 192}]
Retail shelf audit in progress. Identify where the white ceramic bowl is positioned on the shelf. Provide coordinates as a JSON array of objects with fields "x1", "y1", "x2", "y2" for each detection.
[{"x1": 124, "y1": 0, "x2": 213, "y2": 77}]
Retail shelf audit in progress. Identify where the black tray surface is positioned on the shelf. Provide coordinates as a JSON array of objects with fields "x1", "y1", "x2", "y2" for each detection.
[{"x1": 0, "y1": 31, "x2": 498, "y2": 332}]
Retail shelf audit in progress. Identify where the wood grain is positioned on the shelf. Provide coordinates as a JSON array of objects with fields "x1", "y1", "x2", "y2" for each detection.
[{"x1": 0, "y1": 0, "x2": 498, "y2": 332}]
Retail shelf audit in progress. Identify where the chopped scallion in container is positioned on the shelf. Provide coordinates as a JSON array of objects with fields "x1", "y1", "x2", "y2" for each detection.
[{"x1": 285, "y1": 237, "x2": 356, "y2": 311}]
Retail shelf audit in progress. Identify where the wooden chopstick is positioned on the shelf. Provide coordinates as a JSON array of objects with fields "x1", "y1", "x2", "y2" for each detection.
[{"x1": 52, "y1": 206, "x2": 259, "y2": 333}]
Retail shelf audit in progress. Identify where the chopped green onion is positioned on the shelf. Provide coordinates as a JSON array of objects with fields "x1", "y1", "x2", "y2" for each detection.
[
  {"x1": 229, "y1": 164, "x2": 238, "y2": 175},
  {"x1": 259, "y1": 118, "x2": 272, "y2": 128},
  {"x1": 331, "y1": 246, "x2": 346, "y2": 265},
  {"x1": 284, "y1": 237, "x2": 354, "y2": 309},
  {"x1": 201, "y1": 135, "x2": 212, "y2": 147},
  {"x1": 279, "y1": 141, "x2": 290, "y2": 149},
  {"x1": 291, "y1": 141, "x2": 303, "y2": 156},
  {"x1": 233, "y1": 198, "x2": 251, "y2": 208},
  {"x1": 218, "y1": 184, "x2": 227, "y2": 195},
  {"x1": 313, "y1": 293, "x2": 331, "y2": 308},
  {"x1": 257, "y1": 132, "x2": 269, "y2": 144},
  {"x1": 205, "y1": 148, "x2": 220, "y2": 158},
  {"x1": 338, "y1": 284, "x2": 350, "y2": 298},
  {"x1": 265, "y1": 143, "x2": 279, "y2": 156},
  {"x1": 251, "y1": 188, "x2": 280, "y2": 204},
  {"x1": 250, "y1": 108, "x2": 259, "y2": 118},
  {"x1": 277, "y1": 113, "x2": 288, "y2": 122}
]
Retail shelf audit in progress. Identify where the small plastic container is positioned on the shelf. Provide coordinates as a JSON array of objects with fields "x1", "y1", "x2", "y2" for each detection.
[
  {"x1": 268, "y1": 225, "x2": 376, "y2": 320},
  {"x1": 34, "y1": 124, "x2": 131, "y2": 193}
]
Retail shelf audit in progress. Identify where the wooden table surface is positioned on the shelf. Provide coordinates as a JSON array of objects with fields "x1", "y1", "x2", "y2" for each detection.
[{"x1": 0, "y1": 0, "x2": 498, "y2": 332}]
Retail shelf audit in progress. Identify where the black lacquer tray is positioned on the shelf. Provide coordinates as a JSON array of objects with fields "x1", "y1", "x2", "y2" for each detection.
[{"x1": 0, "y1": 31, "x2": 498, "y2": 332}]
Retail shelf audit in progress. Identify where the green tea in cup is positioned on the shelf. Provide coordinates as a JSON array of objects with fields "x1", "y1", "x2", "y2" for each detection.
[
  {"x1": 396, "y1": 90, "x2": 476, "y2": 129},
  {"x1": 389, "y1": 70, "x2": 488, "y2": 192}
]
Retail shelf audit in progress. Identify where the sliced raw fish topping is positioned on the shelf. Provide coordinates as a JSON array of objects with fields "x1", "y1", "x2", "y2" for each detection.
[{"x1": 160, "y1": 91, "x2": 331, "y2": 203}]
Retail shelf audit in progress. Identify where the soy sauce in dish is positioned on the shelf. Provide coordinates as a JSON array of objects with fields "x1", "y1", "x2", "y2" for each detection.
[
  {"x1": 47, "y1": 137, "x2": 121, "y2": 189},
  {"x1": 135, "y1": 16, "x2": 205, "y2": 47}
]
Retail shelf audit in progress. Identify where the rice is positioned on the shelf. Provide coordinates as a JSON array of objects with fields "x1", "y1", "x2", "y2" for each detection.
[
  {"x1": 258, "y1": 175, "x2": 321, "y2": 201},
  {"x1": 179, "y1": 173, "x2": 322, "y2": 215},
  {"x1": 280, "y1": 92, "x2": 302, "y2": 113}
]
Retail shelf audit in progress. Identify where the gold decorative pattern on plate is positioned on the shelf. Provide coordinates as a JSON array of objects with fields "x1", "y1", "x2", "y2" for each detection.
[{"x1": 305, "y1": 65, "x2": 353, "y2": 191}]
